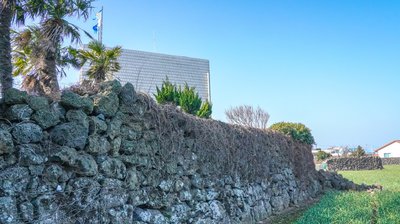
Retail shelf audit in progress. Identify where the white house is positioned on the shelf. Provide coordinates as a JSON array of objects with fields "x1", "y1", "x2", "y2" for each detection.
[{"x1": 374, "y1": 140, "x2": 400, "y2": 158}]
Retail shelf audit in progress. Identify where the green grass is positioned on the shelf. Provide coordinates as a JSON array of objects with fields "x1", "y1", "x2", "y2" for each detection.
[
  {"x1": 295, "y1": 165, "x2": 400, "y2": 224},
  {"x1": 338, "y1": 165, "x2": 400, "y2": 191}
]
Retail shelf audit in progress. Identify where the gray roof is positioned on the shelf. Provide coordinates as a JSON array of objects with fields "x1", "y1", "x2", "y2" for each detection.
[{"x1": 81, "y1": 48, "x2": 211, "y2": 101}]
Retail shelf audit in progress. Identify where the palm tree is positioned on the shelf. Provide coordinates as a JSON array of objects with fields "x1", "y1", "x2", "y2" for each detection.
[
  {"x1": 12, "y1": 26, "x2": 79, "y2": 94},
  {"x1": 0, "y1": 0, "x2": 33, "y2": 95},
  {"x1": 76, "y1": 40, "x2": 122, "y2": 83},
  {"x1": 34, "y1": 0, "x2": 93, "y2": 97}
]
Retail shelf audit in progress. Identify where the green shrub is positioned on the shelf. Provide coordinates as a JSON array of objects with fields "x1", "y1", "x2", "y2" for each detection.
[
  {"x1": 270, "y1": 122, "x2": 315, "y2": 145},
  {"x1": 179, "y1": 83, "x2": 202, "y2": 115},
  {"x1": 154, "y1": 78, "x2": 179, "y2": 104},
  {"x1": 155, "y1": 79, "x2": 211, "y2": 118},
  {"x1": 197, "y1": 101, "x2": 212, "y2": 119},
  {"x1": 316, "y1": 151, "x2": 331, "y2": 162}
]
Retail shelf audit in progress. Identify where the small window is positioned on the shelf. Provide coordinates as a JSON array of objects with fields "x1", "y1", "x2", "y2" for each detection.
[{"x1": 384, "y1": 153, "x2": 391, "y2": 158}]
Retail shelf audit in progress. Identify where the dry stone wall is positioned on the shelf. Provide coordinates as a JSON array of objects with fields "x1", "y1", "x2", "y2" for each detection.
[
  {"x1": 326, "y1": 157, "x2": 383, "y2": 171},
  {"x1": 381, "y1": 157, "x2": 400, "y2": 166},
  {"x1": 0, "y1": 81, "x2": 370, "y2": 224}
]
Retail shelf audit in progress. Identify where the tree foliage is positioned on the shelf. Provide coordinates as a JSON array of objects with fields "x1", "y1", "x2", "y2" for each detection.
[
  {"x1": 7, "y1": 0, "x2": 94, "y2": 97},
  {"x1": 74, "y1": 40, "x2": 122, "y2": 83},
  {"x1": 316, "y1": 151, "x2": 331, "y2": 162},
  {"x1": 270, "y1": 122, "x2": 315, "y2": 145},
  {"x1": 1, "y1": 0, "x2": 40, "y2": 95},
  {"x1": 225, "y1": 105, "x2": 270, "y2": 129},
  {"x1": 12, "y1": 26, "x2": 79, "y2": 94},
  {"x1": 178, "y1": 83, "x2": 202, "y2": 115},
  {"x1": 351, "y1": 145, "x2": 366, "y2": 157},
  {"x1": 197, "y1": 101, "x2": 212, "y2": 119},
  {"x1": 154, "y1": 77, "x2": 179, "y2": 105},
  {"x1": 154, "y1": 78, "x2": 211, "y2": 118}
]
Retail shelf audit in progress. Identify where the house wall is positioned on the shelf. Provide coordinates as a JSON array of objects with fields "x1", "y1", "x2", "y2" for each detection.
[
  {"x1": 80, "y1": 48, "x2": 211, "y2": 101},
  {"x1": 377, "y1": 142, "x2": 400, "y2": 158}
]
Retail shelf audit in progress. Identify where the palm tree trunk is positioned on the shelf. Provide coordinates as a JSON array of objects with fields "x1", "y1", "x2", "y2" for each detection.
[
  {"x1": 39, "y1": 51, "x2": 60, "y2": 98},
  {"x1": 38, "y1": 38, "x2": 60, "y2": 98},
  {"x1": 0, "y1": 1, "x2": 14, "y2": 95}
]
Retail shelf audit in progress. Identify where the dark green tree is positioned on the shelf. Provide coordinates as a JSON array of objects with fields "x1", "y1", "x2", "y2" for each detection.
[
  {"x1": 178, "y1": 83, "x2": 202, "y2": 115},
  {"x1": 351, "y1": 145, "x2": 366, "y2": 157},
  {"x1": 154, "y1": 77, "x2": 179, "y2": 104}
]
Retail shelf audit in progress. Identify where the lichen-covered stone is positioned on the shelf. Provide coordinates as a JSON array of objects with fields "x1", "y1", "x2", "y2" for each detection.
[
  {"x1": 85, "y1": 135, "x2": 111, "y2": 154},
  {"x1": 33, "y1": 194, "x2": 66, "y2": 223},
  {"x1": 100, "y1": 178, "x2": 128, "y2": 209},
  {"x1": 0, "y1": 154, "x2": 17, "y2": 170},
  {"x1": 110, "y1": 136, "x2": 122, "y2": 156},
  {"x1": 133, "y1": 208, "x2": 166, "y2": 224},
  {"x1": 19, "y1": 201, "x2": 34, "y2": 222},
  {"x1": 121, "y1": 139, "x2": 151, "y2": 155},
  {"x1": 66, "y1": 109, "x2": 89, "y2": 127},
  {"x1": 0, "y1": 197, "x2": 18, "y2": 223},
  {"x1": 50, "y1": 102, "x2": 66, "y2": 119},
  {"x1": 170, "y1": 203, "x2": 191, "y2": 223},
  {"x1": 12, "y1": 123, "x2": 43, "y2": 144},
  {"x1": 18, "y1": 144, "x2": 46, "y2": 166},
  {"x1": 107, "y1": 116, "x2": 122, "y2": 139},
  {"x1": 32, "y1": 108, "x2": 60, "y2": 129},
  {"x1": 159, "y1": 180, "x2": 174, "y2": 192},
  {"x1": 88, "y1": 115, "x2": 108, "y2": 135},
  {"x1": 0, "y1": 167, "x2": 30, "y2": 196},
  {"x1": 93, "y1": 92, "x2": 119, "y2": 117},
  {"x1": 120, "y1": 155, "x2": 150, "y2": 167},
  {"x1": 109, "y1": 204, "x2": 134, "y2": 223},
  {"x1": 50, "y1": 122, "x2": 88, "y2": 150},
  {"x1": 51, "y1": 146, "x2": 98, "y2": 176},
  {"x1": 3, "y1": 88, "x2": 28, "y2": 105},
  {"x1": 119, "y1": 82, "x2": 137, "y2": 113},
  {"x1": 44, "y1": 164, "x2": 68, "y2": 183},
  {"x1": 126, "y1": 168, "x2": 139, "y2": 190},
  {"x1": 60, "y1": 91, "x2": 94, "y2": 114},
  {"x1": 99, "y1": 158, "x2": 126, "y2": 179},
  {"x1": 27, "y1": 96, "x2": 49, "y2": 111},
  {"x1": 6, "y1": 104, "x2": 33, "y2": 121},
  {"x1": 69, "y1": 178, "x2": 101, "y2": 209},
  {"x1": 100, "y1": 80, "x2": 122, "y2": 94},
  {"x1": 129, "y1": 189, "x2": 150, "y2": 206},
  {"x1": 0, "y1": 129, "x2": 14, "y2": 155}
]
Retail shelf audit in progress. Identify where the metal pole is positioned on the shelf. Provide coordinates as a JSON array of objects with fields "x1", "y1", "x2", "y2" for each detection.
[{"x1": 99, "y1": 6, "x2": 103, "y2": 43}]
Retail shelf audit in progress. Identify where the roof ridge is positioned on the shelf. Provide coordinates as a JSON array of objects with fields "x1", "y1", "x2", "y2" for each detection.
[{"x1": 374, "y1": 140, "x2": 400, "y2": 152}]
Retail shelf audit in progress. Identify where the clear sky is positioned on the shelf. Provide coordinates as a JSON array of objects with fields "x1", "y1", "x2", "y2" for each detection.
[{"x1": 62, "y1": 0, "x2": 400, "y2": 151}]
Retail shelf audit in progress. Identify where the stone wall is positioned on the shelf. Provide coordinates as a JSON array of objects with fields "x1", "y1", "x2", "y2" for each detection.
[
  {"x1": 0, "y1": 81, "x2": 370, "y2": 224},
  {"x1": 326, "y1": 157, "x2": 383, "y2": 171},
  {"x1": 381, "y1": 157, "x2": 400, "y2": 166}
]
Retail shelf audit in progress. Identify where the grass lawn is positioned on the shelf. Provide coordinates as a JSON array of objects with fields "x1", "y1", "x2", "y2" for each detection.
[{"x1": 295, "y1": 165, "x2": 400, "y2": 224}]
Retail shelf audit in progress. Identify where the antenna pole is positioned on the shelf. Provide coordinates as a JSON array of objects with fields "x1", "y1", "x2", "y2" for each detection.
[{"x1": 99, "y1": 6, "x2": 103, "y2": 43}]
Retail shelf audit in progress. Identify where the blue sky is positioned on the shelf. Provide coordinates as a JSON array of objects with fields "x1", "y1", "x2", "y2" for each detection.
[{"x1": 62, "y1": 0, "x2": 400, "y2": 150}]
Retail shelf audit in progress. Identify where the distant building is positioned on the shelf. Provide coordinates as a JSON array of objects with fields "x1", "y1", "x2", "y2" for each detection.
[
  {"x1": 80, "y1": 48, "x2": 211, "y2": 101},
  {"x1": 374, "y1": 140, "x2": 400, "y2": 158},
  {"x1": 324, "y1": 146, "x2": 349, "y2": 157}
]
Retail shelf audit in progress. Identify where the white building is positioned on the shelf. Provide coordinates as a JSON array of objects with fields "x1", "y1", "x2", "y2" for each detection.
[
  {"x1": 80, "y1": 48, "x2": 211, "y2": 101},
  {"x1": 374, "y1": 140, "x2": 400, "y2": 158}
]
